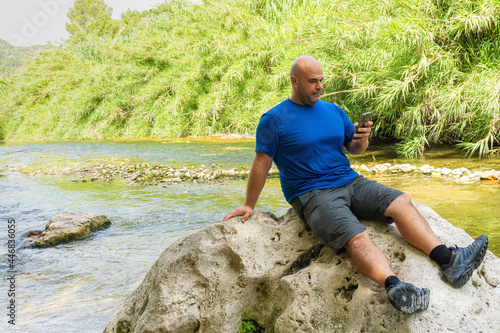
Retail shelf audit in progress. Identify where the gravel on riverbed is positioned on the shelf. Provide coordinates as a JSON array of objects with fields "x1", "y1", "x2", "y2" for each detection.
[{"x1": 6, "y1": 162, "x2": 500, "y2": 186}]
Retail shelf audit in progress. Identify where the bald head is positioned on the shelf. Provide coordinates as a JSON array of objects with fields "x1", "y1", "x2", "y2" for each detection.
[
  {"x1": 290, "y1": 56, "x2": 322, "y2": 79},
  {"x1": 289, "y1": 56, "x2": 324, "y2": 106}
]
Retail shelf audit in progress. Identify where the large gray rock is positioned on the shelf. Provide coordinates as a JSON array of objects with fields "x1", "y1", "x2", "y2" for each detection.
[
  {"x1": 24, "y1": 211, "x2": 111, "y2": 248},
  {"x1": 105, "y1": 203, "x2": 500, "y2": 332}
]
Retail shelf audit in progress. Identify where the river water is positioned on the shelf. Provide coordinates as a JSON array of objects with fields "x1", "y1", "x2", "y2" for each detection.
[{"x1": 1, "y1": 138, "x2": 499, "y2": 332}]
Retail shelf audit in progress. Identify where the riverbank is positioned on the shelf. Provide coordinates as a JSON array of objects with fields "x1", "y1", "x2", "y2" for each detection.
[{"x1": 5, "y1": 160, "x2": 500, "y2": 186}]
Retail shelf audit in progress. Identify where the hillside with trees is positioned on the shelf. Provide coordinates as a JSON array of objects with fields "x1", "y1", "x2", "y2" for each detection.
[
  {"x1": 0, "y1": 0, "x2": 499, "y2": 157},
  {"x1": 0, "y1": 39, "x2": 50, "y2": 76}
]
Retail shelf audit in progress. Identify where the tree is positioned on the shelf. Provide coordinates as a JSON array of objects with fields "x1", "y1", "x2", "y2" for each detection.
[{"x1": 66, "y1": 0, "x2": 118, "y2": 37}]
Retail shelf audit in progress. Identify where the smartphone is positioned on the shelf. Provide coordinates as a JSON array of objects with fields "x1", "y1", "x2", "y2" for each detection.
[{"x1": 356, "y1": 112, "x2": 372, "y2": 133}]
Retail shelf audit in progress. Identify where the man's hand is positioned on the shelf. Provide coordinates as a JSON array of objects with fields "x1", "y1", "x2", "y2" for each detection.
[
  {"x1": 353, "y1": 120, "x2": 373, "y2": 142},
  {"x1": 222, "y1": 152, "x2": 273, "y2": 223},
  {"x1": 347, "y1": 120, "x2": 373, "y2": 155},
  {"x1": 222, "y1": 204, "x2": 254, "y2": 222}
]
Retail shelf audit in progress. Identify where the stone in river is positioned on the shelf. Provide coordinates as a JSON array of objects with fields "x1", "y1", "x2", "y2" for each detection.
[
  {"x1": 104, "y1": 204, "x2": 500, "y2": 333},
  {"x1": 23, "y1": 212, "x2": 111, "y2": 248},
  {"x1": 439, "y1": 167, "x2": 453, "y2": 176},
  {"x1": 419, "y1": 164, "x2": 433, "y2": 174},
  {"x1": 397, "y1": 163, "x2": 416, "y2": 173},
  {"x1": 480, "y1": 170, "x2": 500, "y2": 180},
  {"x1": 360, "y1": 164, "x2": 372, "y2": 172},
  {"x1": 373, "y1": 163, "x2": 390, "y2": 174},
  {"x1": 459, "y1": 176, "x2": 471, "y2": 183}
]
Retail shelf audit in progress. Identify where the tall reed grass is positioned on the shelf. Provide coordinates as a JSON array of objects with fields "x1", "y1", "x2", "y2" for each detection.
[{"x1": 0, "y1": 0, "x2": 499, "y2": 156}]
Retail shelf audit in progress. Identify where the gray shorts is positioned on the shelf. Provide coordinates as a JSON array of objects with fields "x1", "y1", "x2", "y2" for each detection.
[{"x1": 290, "y1": 175, "x2": 404, "y2": 254}]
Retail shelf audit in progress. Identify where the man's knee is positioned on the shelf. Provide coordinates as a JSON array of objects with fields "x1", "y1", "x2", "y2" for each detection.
[
  {"x1": 394, "y1": 193, "x2": 412, "y2": 205},
  {"x1": 384, "y1": 193, "x2": 416, "y2": 219},
  {"x1": 345, "y1": 231, "x2": 371, "y2": 250},
  {"x1": 388, "y1": 193, "x2": 413, "y2": 211}
]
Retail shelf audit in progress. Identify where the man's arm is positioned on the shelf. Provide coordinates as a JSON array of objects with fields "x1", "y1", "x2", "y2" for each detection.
[
  {"x1": 345, "y1": 121, "x2": 373, "y2": 155},
  {"x1": 222, "y1": 152, "x2": 273, "y2": 222}
]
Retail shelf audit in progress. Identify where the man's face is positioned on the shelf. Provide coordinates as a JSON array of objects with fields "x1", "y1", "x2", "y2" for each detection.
[{"x1": 291, "y1": 65, "x2": 324, "y2": 106}]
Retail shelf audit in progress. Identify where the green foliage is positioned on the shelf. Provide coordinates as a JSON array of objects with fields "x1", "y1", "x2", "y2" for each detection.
[
  {"x1": 1, "y1": 0, "x2": 499, "y2": 156},
  {"x1": 0, "y1": 79, "x2": 7, "y2": 139},
  {"x1": 66, "y1": 0, "x2": 119, "y2": 37},
  {"x1": 239, "y1": 312, "x2": 262, "y2": 333},
  {"x1": 239, "y1": 320, "x2": 258, "y2": 333},
  {"x1": 0, "y1": 39, "x2": 49, "y2": 76}
]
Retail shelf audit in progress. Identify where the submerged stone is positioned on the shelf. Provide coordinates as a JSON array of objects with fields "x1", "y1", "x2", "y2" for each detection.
[{"x1": 23, "y1": 211, "x2": 111, "y2": 248}]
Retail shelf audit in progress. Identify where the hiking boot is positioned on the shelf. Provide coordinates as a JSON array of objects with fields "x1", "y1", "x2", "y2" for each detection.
[
  {"x1": 387, "y1": 282, "x2": 430, "y2": 314},
  {"x1": 441, "y1": 234, "x2": 488, "y2": 288}
]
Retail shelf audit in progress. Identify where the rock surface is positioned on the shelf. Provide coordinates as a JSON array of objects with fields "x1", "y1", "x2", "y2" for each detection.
[
  {"x1": 105, "y1": 204, "x2": 500, "y2": 333},
  {"x1": 24, "y1": 211, "x2": 111, "y2": 248}
]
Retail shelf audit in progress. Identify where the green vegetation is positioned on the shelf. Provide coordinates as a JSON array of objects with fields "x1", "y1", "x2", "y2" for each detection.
[
  {"x1": 1, "y1": 0, "x2": 499, "y2": 157},
  {"x1": 239, "y1": 320, "x2": 258, "y2": 333},
  {"x1": 0, "y1": 39, "x2": 49, "y2": 76},
  {"x1": 66, "y1": 0, "x2": 120, "y2": 38},
  {"x1": 239, "y1": 312, "x2": 262, "y2": 333},
  {"x1": 0, "y1": 80, "x2": 4, "y2": 138}
]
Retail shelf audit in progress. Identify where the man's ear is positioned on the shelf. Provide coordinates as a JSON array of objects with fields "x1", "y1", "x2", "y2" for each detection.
[{"x1": 290, "y1": 75, "x2": 298, "y2": 87}]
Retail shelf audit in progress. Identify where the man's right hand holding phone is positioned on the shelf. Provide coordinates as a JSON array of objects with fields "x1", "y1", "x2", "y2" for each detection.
[
  {"x1": 353, "y1": 112, "x2": 373, "y2": 142},
  {"x1": 346, "y1": 112, "x2": 373, "y2": 155}
]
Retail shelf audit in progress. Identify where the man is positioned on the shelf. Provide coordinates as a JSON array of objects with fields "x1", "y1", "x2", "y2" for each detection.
[{"x1": 223, "y1": 56, "x2": 488, "y2": 314}]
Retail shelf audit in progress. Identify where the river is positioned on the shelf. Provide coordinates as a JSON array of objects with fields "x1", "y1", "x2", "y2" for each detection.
[{"x1": 0, "y1": 138, "x2": 499, "y2": 332}]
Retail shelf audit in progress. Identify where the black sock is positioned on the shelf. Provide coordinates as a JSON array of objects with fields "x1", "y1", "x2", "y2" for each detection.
[
  {"x1": 430, "y1": 244, "x2": 452, "y2": 267},
  {"x1": 385, "y1": 275, "x2": 400, "y2": 290}
]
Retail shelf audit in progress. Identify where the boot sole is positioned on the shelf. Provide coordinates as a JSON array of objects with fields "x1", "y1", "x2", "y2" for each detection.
[{"x1": 388, "y1": 284, "x2": 430, "y2": 314}]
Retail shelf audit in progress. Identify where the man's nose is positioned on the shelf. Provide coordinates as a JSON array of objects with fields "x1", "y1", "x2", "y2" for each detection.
[{"x1": 317, "y1": 81, "x2": 323, "y2": 90}]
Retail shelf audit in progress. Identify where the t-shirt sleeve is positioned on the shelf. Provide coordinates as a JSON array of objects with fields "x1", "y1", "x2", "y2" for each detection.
[
  {"x1": 341, "y1": 108, "x2": 355, "y2": 146},
  {"x1": 255, "y1": 113, "x2": 279, "y2": 158}
]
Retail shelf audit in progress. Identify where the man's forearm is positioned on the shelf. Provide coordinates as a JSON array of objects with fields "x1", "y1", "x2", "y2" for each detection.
[
  {"x1": 222, "y1": 153, "x2": 273, "y2": 222},
  {"x1": 244, "y1": 154, "x2": 272, "y2": 209},
  {"x1": 348, "y1": 139, "x2": 369, "y2": 155}
]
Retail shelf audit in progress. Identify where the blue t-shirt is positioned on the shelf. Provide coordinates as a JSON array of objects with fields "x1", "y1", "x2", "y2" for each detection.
[{"x1": 256, "y1": 99, "x2": 359, "y2": 203}]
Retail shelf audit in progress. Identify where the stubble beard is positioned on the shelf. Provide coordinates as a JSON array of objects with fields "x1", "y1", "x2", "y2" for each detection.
[
  {"x1": 297, "y1": 90, "x2": 321, "y2": 106},
  {"x1": 308, "y1": 90, "x2": 322, "y2": 105}
]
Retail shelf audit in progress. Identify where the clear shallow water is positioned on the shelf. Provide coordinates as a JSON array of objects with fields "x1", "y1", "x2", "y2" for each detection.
[
  {"x1": 0, "y1": 139, "x2": 499, "y2": 332},
  {"x1": 0, "y1": 138, "x2": 256, "y2": 170}
]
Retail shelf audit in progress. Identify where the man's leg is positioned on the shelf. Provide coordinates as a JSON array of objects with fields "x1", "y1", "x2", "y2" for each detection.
[
  {"x1": 384, "y1": 193, "x2": 442, "y2": 255},
  {"x1": 384, "y1": 193, "x2": 489, "y2": 288},
  {"x1": 292, "y1": 187, "x2": 429, "y2": 313},
  {"x1": 344, "y1": 231, "x2": 394, "y2": 287},
  {"x1": 344, "y1": 230, "x2": 430, "y2": 313},
  {"x1": 292, "y1": 188, "x2": 396, "y2": 286}
]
